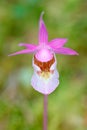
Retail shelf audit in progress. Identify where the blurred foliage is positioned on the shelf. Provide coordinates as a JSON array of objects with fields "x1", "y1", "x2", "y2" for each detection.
[{"x1": 0, "y1": 0, "x2": 87, "y2": 130}]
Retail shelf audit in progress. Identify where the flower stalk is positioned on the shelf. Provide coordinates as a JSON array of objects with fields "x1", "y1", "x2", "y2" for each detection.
[{"x1": 43, "y1": 94, "x2": 48, "y2": 130}]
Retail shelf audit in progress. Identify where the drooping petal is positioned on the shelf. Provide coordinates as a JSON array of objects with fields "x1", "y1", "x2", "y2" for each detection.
[
  {"x1": 8, "y1": 48, "x2": 36, "y2": 56},
  {"x1": 53, "y1": 47, "x2": 79, "y2": 55},
  {"x1": 19, "y1": 43, "x2": 37, "y2": 49},
  {"x1": 49, "y1": 38, "x2": 68, "y2": 48},
  {"x1": 39, "y1": 12, "x2": 48, "y2": 45}
]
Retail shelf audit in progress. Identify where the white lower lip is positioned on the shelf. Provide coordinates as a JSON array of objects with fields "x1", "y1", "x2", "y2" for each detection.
[{"x1": 31, "y1": 69, "x2": 59, "y2": 94}]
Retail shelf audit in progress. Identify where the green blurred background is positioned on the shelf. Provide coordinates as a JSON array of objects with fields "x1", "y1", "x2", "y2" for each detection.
[{"x1": 0, "y1": 0, "x2": 87, "y2": 130}]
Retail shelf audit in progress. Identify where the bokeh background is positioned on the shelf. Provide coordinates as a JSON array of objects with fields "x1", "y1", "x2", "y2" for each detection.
[{"x1": 0, "y1": 0, "x2": 87, "y2": 130}]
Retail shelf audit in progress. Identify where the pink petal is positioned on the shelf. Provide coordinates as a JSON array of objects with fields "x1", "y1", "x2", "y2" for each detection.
[
  {"x1": 19, "y1": 43, "x2": 37, "y2": 49},
  {"x1": 35, "y1": 48, "x2": 53, "y2": 62},
  {"x1": 53, "y1": 47, "x2": 79, "y2": 55},
  {"x1": 49, "y1": 38, "x2": 68, "y2": 48},
  {"x1": 8, "y1": 49, "x2": 36, "y2": 56},
  {"x1": 39, "y1": 12, "x2": 48, "y2": 45}
]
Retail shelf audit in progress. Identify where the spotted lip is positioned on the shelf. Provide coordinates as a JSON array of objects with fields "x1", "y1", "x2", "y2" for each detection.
[
  {"x1": 34, "y1": 55, "x2": 55, "y2": 72},
  {"x1": 39, "y1": 71, "x2": 50, "y2": 80}
]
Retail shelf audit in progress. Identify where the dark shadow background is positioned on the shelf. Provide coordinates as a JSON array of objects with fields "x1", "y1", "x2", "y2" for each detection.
[{"x1": 0, "y1": 0, "x2": 87, "y2": 130}]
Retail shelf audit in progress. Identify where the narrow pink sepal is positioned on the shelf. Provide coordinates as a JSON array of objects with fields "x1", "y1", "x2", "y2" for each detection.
[
  {"x1": 53, "y1": 47, "x2": 79, "y2": 55},
  {"x1": 8, "y1": 49, "x2": 36, "y2": 56},
  {"x1": 49, "y1": 38, "x2": 68, "y2": 48},
  {"x1": 39, "y1": 12, "x2": 48, "y2": 45},
  {"x1": 19, "y1": 43, "x2": 37, "y2": 49}
]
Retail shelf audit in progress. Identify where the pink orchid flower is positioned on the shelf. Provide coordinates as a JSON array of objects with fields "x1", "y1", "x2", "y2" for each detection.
[{"x1": 9, "y1": 12, "x2": 78, "y2": 95}]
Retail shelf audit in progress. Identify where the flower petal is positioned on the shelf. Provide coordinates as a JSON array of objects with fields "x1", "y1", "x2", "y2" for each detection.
[
  {"x1": 49, "y1": 38, "x2": 68, "y2": 48},
  {"x1": 35, "y1": 48, "x2": 53, "y2": 62},
  {"x1": 53, "y1": 47, "x2": 79, "y2": 55},
  {"x1": 31, "y1": 54, "x2": 59, "y2": 94},
  {"x1": 8, "y1": 48, "x2": 36, "y2": 56},
  {"x1": 19, "y1": 43, "x2": 37, "y2": 49},
  {"x1": 31, "y1": 70, "x2": 59, "y2": 94},
  {"x1": 39, "y1": 12, "x2": 48, "y2": 45}
]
